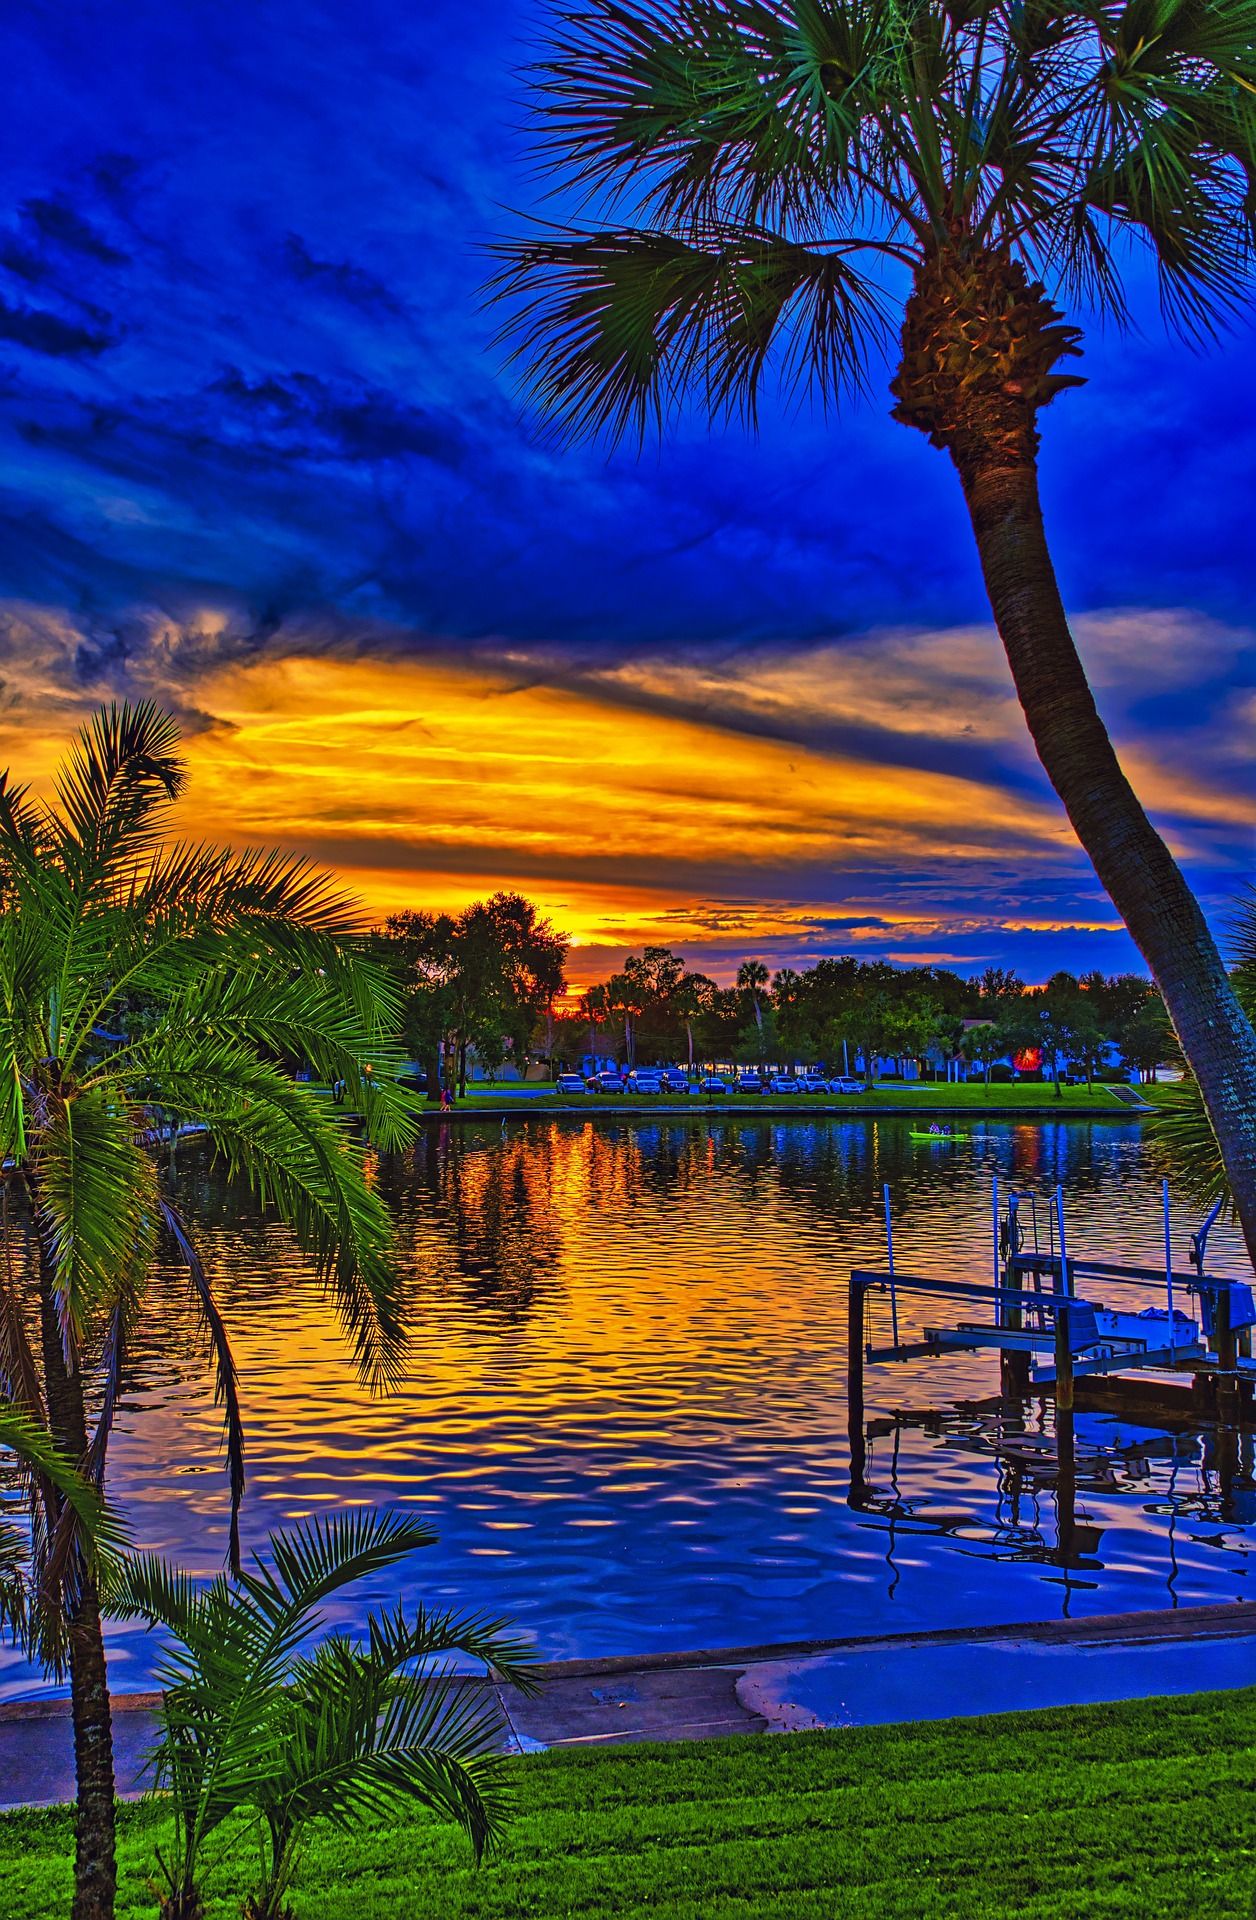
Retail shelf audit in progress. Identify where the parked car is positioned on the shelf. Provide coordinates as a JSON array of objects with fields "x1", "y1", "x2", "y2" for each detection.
[
  {"x1": 802, "y1": 1073, "x2": 829, "y2": 1094},
  {"x1": 627, "y1": 1069, "x2": 663, "y2": 1094},
  {"x1": 769, "y1": 1073, "x2": 801, "y2": 1093},
  {"x1": 555, "y1": 1073, "x2": 588, "y2": 1095},
  {"x1": 830, "y1": 1077, "x2": 868, "y2": 1095},
  {"x1": 592, "y1": 1069, "x2": 627, "y2": 1093},
  {"x1": 737, "y1": 1071, "x2": 763, "y2": 1093},
  {"x1": 661, "y1": 1068, "x2": 691, "y2": 1094},
  {"x1": 698, "y1": 1074, "x2": 728, "y2": 1094}
]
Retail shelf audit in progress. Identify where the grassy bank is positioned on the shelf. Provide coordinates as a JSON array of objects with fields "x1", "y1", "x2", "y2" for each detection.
[
  {"x1": 4, "y1": 1687, "x2": 1253, "y2": 1918},
  {"x1": 444, "y1": 1081, "x2": 1156, "y2": 1116}
]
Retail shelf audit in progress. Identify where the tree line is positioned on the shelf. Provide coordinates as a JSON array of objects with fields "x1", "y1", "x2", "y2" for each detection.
[{"x1": 367, "y1": 907, "x2": 1175, "y2": 1092}]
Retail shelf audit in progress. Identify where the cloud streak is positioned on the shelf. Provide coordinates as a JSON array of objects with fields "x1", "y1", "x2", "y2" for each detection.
[{"x1": 0, "y1": 0, "x2": 1251, "y2": 980}]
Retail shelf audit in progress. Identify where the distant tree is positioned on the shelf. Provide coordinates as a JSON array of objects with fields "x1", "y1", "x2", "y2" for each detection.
[
  {"x1": 372, "y1": 910, "x2": 458, "y2": 1099},
  {"x1": 737, "y1": 960, "x2": 771, "y2": 1063},
  {"x1": 1122, "y1": 1000, "x2": 1176, "y2": 1082},
  {"x1": 978, "y1": 967, "x2": 1025, "y2": 1016},
  {"x1": 959, "y1": 1021, "x2": 1006, "y2": 1090},
  {"x1": 580, "y1": 981, "x2": 609, "y2": 1060}
]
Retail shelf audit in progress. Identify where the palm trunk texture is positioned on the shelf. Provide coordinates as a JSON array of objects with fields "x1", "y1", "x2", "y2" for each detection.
[
  {"x1": 962, "y1": 449, "x2": 1256, "y2": 1255},
  {"x1": 891, "y1": 236, "x2": 1256, "y2": 1265},
  {"x1": 39, "y1": 1260, "x2": 118, "y2": 1920}
]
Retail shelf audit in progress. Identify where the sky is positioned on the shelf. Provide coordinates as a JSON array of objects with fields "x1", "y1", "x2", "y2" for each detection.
[{"x1": 1, "y1": 0, "x2": 1253, "y2": 989}]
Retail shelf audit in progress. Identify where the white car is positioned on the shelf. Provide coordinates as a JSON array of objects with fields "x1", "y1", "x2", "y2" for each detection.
[
  {"x1": 627, "y1": 1069, "x2": 663, "y2": 1094},
  {"x1": 830, "y1": 1077, "x2": 868, "y2": 1095},
  {"x1": 769, "y1": 1074, "x2": 801, "y2": 1093},
  {"x1": 737, "y1": 1072, "x2": 763, "y2": 1093},
  {"x1": 555, "y1": 1073, "x2": 588, "y2": 1095},
  {"x1": 698, "y1": 1074, "x2": 728, "y2": 1094},
  {"x1": 802, "y1": 1075, "x2": 830, "y2": 1095}
]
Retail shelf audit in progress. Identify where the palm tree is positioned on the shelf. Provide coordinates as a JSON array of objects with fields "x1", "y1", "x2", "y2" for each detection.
[
  {"x1": 0, "y1": 702, "x2": 417, "y2": 1920},
  {"x1": 581, "y1": 981, "x2": 609, "y2": 1058},
  {"x1": 736, "y1": 959, "x2": 771, "y2": 1062},
  {"x1": 489, "y1": 0, "x2": 1256, "y2": 1262},
  {"x1": 112, "y1": 1510, "x2": 538, "y2": 1920}
]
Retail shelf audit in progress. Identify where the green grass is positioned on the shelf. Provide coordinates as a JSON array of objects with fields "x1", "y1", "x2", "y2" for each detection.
[
  {"x1": 452, "y1": 1081, "x2": 1141, "y2": 1115},
  {"x1": 5, "y1": 1689, "x2": 1255, "y2": 1918}
]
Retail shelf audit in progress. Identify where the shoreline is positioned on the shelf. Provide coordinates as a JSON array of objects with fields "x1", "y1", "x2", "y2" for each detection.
[
  {"x1": 4, "y1": 1600, "x2": 1253, "y2": 1802},
  {"x1": 407, "y1": 1094, "x2": 1156, "y2": 1122}
]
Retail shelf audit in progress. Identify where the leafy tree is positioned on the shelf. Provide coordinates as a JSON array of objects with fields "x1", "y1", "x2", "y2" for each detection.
[
  {"x1": 1069, "y1": 1018, "x2": 1109, "y2": 1089},
  {"x1": 375, "y1": 895, "x2": 567, "y2": 1095},
  {"x1": 113, "y1": 1511, "x2": 539, "y2": 1920},
  {"x1": 978, "y1": 967, "x2": 1025, "y2": 1016},
  {"x1": 491, "y1": 0, "x2": 1256, "y2": 1263},
  {"x1": 0, "y1": 703, "x2": 415, "y2": 1920},
  {"x1": 675, "y1": 968, "x2": 721, "y2": 1066},
  {"x1": 370, "y1": 910, "x2": 459, "y2": 1099},
  {"x1": 959, "y1": 1020, "x2": 1006, "y2": 1089},
  {"x1": 1122, "y1": 999, "x2": 1177, "y2": 1082}
]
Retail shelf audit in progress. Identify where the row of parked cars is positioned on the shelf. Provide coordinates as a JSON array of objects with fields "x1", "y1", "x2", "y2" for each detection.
[{"x1": 553, "y1": 1069, "x2": 869, "y2": 1098}]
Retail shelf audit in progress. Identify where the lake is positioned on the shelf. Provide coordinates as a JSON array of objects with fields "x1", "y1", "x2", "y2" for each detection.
[{"x1": 4, "y1": 1113, "x2": 1254, "y2": 1700}]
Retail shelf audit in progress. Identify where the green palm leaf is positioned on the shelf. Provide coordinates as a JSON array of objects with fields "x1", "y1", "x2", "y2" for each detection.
[{"x1": 112, "y1": 1510, "x2": 525, "y2": 1915}]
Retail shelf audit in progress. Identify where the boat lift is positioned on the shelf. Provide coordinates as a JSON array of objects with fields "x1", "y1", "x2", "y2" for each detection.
[{"x1": 850, "y1": 1179, "x2": 1256, "y2": 1434}]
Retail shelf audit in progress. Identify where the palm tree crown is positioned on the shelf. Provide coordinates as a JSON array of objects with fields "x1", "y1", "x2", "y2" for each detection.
[{"x1": 492, "y1": 0, "x2": 1256, "y2": 443}]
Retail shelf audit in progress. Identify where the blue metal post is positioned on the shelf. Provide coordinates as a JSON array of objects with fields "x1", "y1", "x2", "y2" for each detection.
[
  {"x1": 1054, "y1": 1186, "x2": 1068, "y2": 1293},
  {"x1": 992, "y1": 1175, "x2": 1000, "y2": 1324},
  {"x1": 1163, "y1": 1178, "x2": 1176, "y2": 1353},
  {"x1": 884, "y1": 1182, "x2": 899, "y2": 1349}
]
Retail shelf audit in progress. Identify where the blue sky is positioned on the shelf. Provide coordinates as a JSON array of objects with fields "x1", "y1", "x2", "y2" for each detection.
[{"x1": 1, "y1": 0, "x2": 1253, "y2": 982}]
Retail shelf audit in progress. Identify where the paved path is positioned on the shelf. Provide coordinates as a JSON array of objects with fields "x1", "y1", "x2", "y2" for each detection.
[{"x1": 4, "y1": 1602, "x2": 1253, "y2": 1809}]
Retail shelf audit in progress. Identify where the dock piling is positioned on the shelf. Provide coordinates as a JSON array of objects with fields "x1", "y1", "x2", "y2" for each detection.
[{"x1": 847, "y1": 1276, "x2": 868, "y2": 1499}]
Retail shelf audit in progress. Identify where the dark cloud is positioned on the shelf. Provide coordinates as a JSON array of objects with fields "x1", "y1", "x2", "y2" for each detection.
[
  {"x1": 23, "y1": 196, "x2": 129, "y2": 266},
  {"x1": 0, "y1": 298, "x2": 112, "y2": 357},
  {"x1": 281, "y1": 234, "x2": 405, "y2": 318},
  {"x1": 210, "y1": 368, "x2": 469, "y2": 467}
]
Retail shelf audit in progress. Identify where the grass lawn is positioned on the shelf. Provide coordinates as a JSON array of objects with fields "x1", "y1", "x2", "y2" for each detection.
[
  {"x1": 452, "y1": 1081, "x2": 1141, "y2": 1114},
  {"x1": 4, "y1": 1688, "x2": 1254, "y2": 1918}
]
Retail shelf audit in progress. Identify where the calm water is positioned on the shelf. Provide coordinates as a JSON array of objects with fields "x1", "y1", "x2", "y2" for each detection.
[{"x1": 5, "y1": 1115, "x2": 1255, "y2": 1700}]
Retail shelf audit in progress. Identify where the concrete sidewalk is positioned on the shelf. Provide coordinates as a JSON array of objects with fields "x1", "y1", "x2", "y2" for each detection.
[{"x1": 4, "y1": 1600, "x2": 1254, "y2": 1809}]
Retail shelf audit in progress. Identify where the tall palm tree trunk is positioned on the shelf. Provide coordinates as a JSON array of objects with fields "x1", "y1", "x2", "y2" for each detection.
[
  {"x1": 961, "y1": 449, "x2": 1256, "y2": 1258},
  {"x1": 890, "y1": 238, "x2": 1256, "y2": 1267},
  {"x1": 38, "y1": 1267, "x2": 117, "y2": 1920}
]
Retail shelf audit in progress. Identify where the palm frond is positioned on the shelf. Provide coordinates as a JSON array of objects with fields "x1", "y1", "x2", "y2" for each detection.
[
  {"x1": 528, "y1": 0, "x2": 915, "y2": 232},
  {"x1": 110, "y1": 955, "x2": 417, "y2": 1153},
  {"x1": 0, "y1": 1397, "x2": 129, "y2": 1665},
  {"x1": 160, "y1": 1199, "x2": 246, "y2": 1572},
  {"x1": 30, "y1": 1087, "x2": 159, "y2": 1347},
  {"x1": 53, "y1": 701, "x2": 184, "y2": 878},
  {"x1": 122, "y1": 1052, "x2": 408, "y2": 1384},
  {"x1": 490, "y1": 218, "x2": 892, "y2": 443}
]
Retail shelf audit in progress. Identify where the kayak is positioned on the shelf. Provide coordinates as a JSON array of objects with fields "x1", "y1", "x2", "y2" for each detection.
[{"x1": 908, "y1": 1129, "x2": 971, "y2": 1142}]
